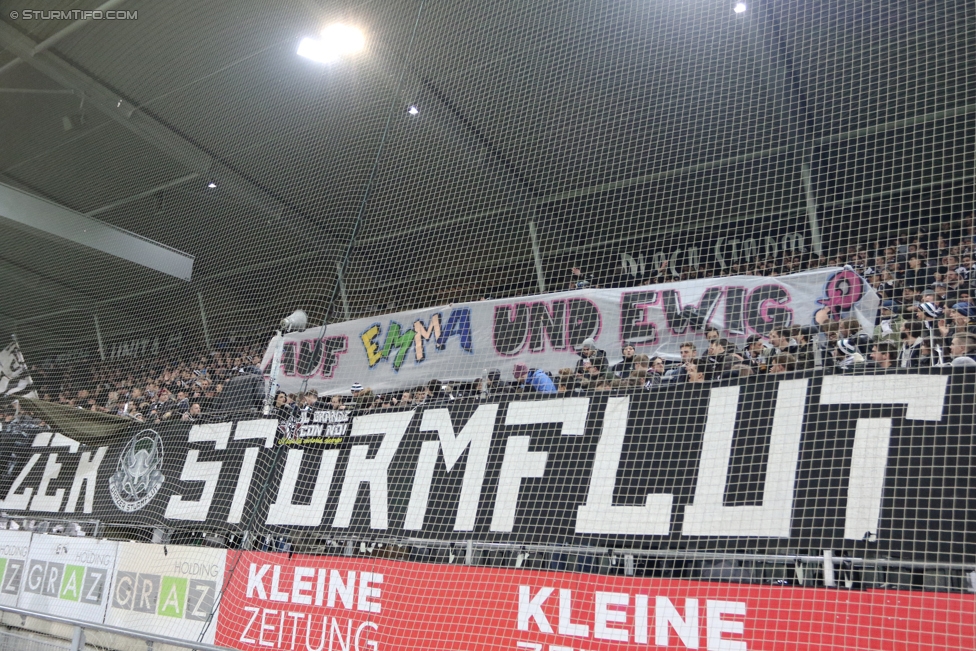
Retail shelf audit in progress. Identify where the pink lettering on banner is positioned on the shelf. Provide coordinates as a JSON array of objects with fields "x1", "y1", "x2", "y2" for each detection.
[
  {"x1": 264, "y1": 336, "x2": 349, "y2": 380},
  {"x1": 280, "y1": 342, "x2": 297, "y2": 377},
  {"x1": 619, "y1": 290, "x2": 660, "y2": 347},
  {"x1": 216, "y1": 552, "x2": 975, "y2": 651},
  {"x1": 817, "y1": 269, "x2": 865, "y2": 320},
  {"x1": 493, "y1": 298, "x2": 602, "y2": 356},
  {"x1": 745, "y1": 284, "x2": 794, "y2": 336}
]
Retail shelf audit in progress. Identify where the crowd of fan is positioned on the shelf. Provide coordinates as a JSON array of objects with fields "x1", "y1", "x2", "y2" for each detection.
[
  {"x1": 4, "y1": 340, "x2": 268, "y2": 426},
  {"x1": 270, "y1": 313, "x2": 976, "y2": 420},
  {"x1": 568, "y1": 217, "x2": 976, "y2": 290},
  {"x1": 6, "y1": 220, "x2": 976, "y2": 425},
  {"x1": 277, "y1": 220, "x2": 976, "y2": 415}
]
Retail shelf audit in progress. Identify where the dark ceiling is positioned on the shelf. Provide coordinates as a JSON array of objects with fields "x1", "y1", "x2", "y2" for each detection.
[{"x1": 0, "y1": 0, "x2": 973, "y2": 360}]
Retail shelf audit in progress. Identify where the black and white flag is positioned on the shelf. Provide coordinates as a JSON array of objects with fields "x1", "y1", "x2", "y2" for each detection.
[{"x1": 0, "y1": 339, "x2": 37, "y2": 399}]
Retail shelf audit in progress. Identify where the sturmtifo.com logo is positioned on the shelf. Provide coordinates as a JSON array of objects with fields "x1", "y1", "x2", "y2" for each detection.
[{"x1": 109, "y1": 429, "x2": 165, "y2": 512}]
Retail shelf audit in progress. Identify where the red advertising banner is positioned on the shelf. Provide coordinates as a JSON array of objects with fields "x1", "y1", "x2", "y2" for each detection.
[{"x1": 215, "y1": 551, "x2": 975, "y2": 651}]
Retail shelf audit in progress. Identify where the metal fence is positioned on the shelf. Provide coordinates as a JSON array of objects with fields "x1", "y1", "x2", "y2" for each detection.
[
  {"x1": 0, "y1": 607, "x2": 230, "y2": 651},
  {"x1": 0, "y1": 630, "x2": 68, "y2": 651}
]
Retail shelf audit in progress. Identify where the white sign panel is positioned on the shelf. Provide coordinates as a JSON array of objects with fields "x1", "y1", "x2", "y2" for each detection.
[
  {"x1": 106, "y1": 543, "x2": 226, "y2": 644},
  {"x1": 263, "y1": 268, "x2": 879, "y2": 395},
  {"x1": 0, "y1": 530, "x2": 31, "y2": 607},
  {"x1": 17, "y1": 535, "x2": 118, "y2": 623}
]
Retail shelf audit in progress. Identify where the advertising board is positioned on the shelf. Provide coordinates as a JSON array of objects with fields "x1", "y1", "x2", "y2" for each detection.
[{"x1": 106, "y1": 542, "x2": 226, "y2": 644}]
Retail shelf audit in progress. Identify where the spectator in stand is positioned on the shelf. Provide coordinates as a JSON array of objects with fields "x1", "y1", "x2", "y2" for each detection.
[
  {"x1": 175, "y1": 391, "x2": 190, "y2": 415},
  {"x1": 650, "y1": 356, "x2": 667, "y2": 381},
  {"x1": 874, "y1": 304, "x2": 903, "y2": 343},
  {"x1": 629, "y1": 354, "x2": 660, "y2": 389},
  {"x1": 869, "y1": 341, "x2": 898, "y2": 370},
  {"x1": 568, "y1": 266, "x2": 597, "y2": 290},
  {"x1": 355, "y1": 387, "x2": 375, "y2": 410},
  {"x1": 939, "y1": 303, "x2": 976, "y2": 345},
  {"x1": 481, "y1": 368, "x2": 509, "y2": 397},
  {"x1": 574, "y1": 339, "x2": 608, "y2": 376},
  {"x1": 413, "y1": 385, "x2": 432, "y2": 404},
  {"x1": 350, "y1": 383, "x2": 364, "y2": 400},
  {"x1": 182, "y1": 403, "x2": 204, "y2": 422},
  {"x1": 878, "y1": 269, "x2": 898, "y2": 301},
  {"x1": 513, "y1": 362, "x2": 557, "y2": 393},
  {"x1": 742, "y1": 334, "x2": 771, "y2": 371},
  {"x1": 836, "y1": 337, "x2": 866, "y2": 370},
  {"x1": 768, "y1": 328, "x2": 798, "y2": 356},
  {"x1": 683, "y1": 359, "x2": 705, "y2": 383},
  {"x1": 578, "y1": 358, "x2": 611, "y2": 390},
  {"x1": 702, "y1": 338, "x2": 735, "y2": 381},
  {"x1": 664, "y1": 342, "x2": 698, "y2": 381},
  {"x1": 611, "y1": 345, "x2": 637, "y2": 378},
  {"x1": 768, "y1": 353, "x2": 797, "y2": 374},
  {"x1": 899, "y1": 320, "x2": 925, "y2": 368},
  {"x1": 704, "y1": 326, "x2": 721, "y2": 346},
  {"x1": 949, "y1": 333, "x2": 976, "y2": 364},
  {"x1": 903, "y1": 255, "x2": 927, "y2": 289},
  {"x1": 902, "y1": 286, "x2": 920, "y2": 311},
  {"x1": 424, "y1": 379, "x2": 454, "y2": 402},
  {"x1": 945, "y1": 270, "x2": 965, "y2": 304},
  {"x1": 917, "y1": 302, "x2": 946, "y2": 364},
  {"x1": 271, "y1": 392, "x2": 292, "y2": 419},
  {"x1": 296, "y1": 390, "x2": 319, "y2": 420},
  {"x1": 731, "y1": 363, "x2": 753, "y2": 377},
  {"x1": 959, "y1": 254, "x2": 973, "y2": 280},
  {"x1": 556, "y1": 368, "x2": 579, "y2": 394}
]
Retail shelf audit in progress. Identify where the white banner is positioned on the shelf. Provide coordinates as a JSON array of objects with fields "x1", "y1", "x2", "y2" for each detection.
[
  {"x1": 107, "y1": 543, "x2": 225, "y2": 644},
  {"x1": 17, "y1": 534, "x2": 118, "y2": 622},
  {"x1": 0, "y1": 340, "x2": 36, "y2": 398},
  {"x1": 263, "y1": 268, "x2": 879, "y2": 395},
  {"x1": 0, "y1": 530, "x2": 31, "y2": 608}
]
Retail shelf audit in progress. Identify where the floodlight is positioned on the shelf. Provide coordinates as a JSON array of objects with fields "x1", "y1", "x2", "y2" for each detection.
[
  {"x1": 322, "y1": 23, "x2": 365, "y2": 55},
  {"x1": 298, "y1": 38, "x2": 332, "y2": 63},
  {"x1": 407, "y1": 105, "x2": 420, "y2": 115},
  {"x1": 207, "y1": 182, "x2": 217, "y2": 189},
  {"x1": 733, "y1": 2, "x2": 748, "y2": 13},
  {"x1": 280, "y1": 309, "x2": 308, "y2": 332},
  {"x1": 298, "y1": 24, "x2": 365, "y2": 64}
]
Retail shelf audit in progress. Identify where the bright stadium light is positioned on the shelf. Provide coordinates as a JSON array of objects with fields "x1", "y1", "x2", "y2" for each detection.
[
  {"x1": 407, "y1": 105, "x2": 420, "y2": 115},
  {"x1": 733, "y1": 2, "x2": 748, "y2": 13},
  {"x1": 298, "y1": 23, "x2": 365, "y2": 64}
]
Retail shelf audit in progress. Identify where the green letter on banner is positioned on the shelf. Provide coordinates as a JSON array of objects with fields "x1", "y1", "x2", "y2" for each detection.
[
  {"x1": 157, "y1": 577, "x2": 187, "y2": 618},
  {"x1": 59, "y1": 565, "x2": 85, "y2": 601}
]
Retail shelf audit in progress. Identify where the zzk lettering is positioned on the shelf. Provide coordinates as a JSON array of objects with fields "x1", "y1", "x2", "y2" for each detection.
[{"x1": 360, "y1": 308, "x2": 472, "y2": 371}]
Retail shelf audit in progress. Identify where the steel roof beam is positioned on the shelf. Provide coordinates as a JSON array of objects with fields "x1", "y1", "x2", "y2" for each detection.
[
  {"x1": 0, "y1": 181, "x2": 194, "y2": 280},
  {"x1": 0, "y1": 20, "x2": 286, "y2": 221}
]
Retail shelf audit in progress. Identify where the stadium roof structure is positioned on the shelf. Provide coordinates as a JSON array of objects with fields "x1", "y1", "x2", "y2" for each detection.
[{"x1": 0, "y1": 0, "x2": 973, "y2": 359}]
